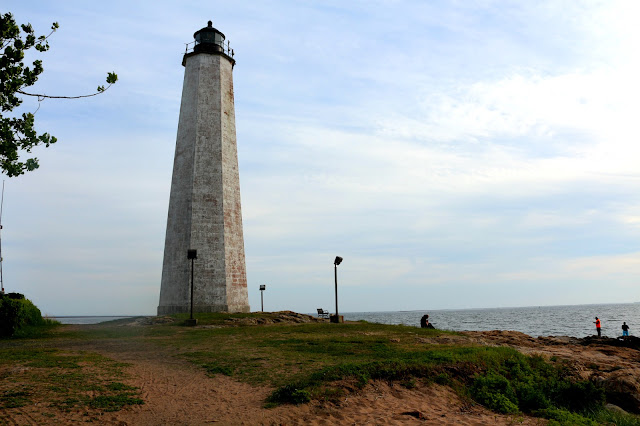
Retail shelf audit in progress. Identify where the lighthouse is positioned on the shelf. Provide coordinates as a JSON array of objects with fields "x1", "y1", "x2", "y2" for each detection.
[{"x1": 158, "y1": 21, "x2": 250, "y2": 315}]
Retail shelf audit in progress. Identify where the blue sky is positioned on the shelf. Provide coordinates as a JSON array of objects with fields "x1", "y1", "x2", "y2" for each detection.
[{"x1": 3, "y1": 1, "x2": 640, "y2": 315}]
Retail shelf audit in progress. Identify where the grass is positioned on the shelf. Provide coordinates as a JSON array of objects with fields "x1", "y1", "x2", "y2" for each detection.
[
  {"x1": 2, "y1": 312, "x2": 640, "y2": 425},
  {"x1": 169, "y1": 320, "x2": 459, "y2": 386},
  {"x1": 0, "y1": 340, "x2": 143, "y2": 416}
]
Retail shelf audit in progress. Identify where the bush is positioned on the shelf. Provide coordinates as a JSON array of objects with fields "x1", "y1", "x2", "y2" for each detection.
[
  {"x1": 553, "y1": 380, "x2": 605, "y2": 413},
  {"x1": 267, "y1": 383, "x2": 311, "y2": 405},
  {"x1": 0, "y1": 293, "x2": 46, "y2": 337},
  {"x1": 6, "y1": 292, "x2": 25, "y2": 300},
  {"x1": 469, "y1": 352, "x2": 605, "y2": 416},
  {"x1": 471, "y1": 373, "x2": 519, "y2": 413}
]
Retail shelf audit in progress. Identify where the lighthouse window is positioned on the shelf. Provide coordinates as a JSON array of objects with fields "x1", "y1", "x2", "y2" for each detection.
[
  {"x1": 214, "y1": 33, "x2": 224, "y2": 46},
  {"x1": 195, "y1": 31, "x2": 225, "y2": 49}
]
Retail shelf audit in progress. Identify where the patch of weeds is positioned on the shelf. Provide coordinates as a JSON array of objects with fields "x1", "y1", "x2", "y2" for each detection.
[
  {"x1": 0, "y1": 345, "x2": 144, "y2": 414},
  {"x1": 534, "y1": 407, "x2": 598, "y2": 425},
  {"x1": 203, "y1": 363, "x2": 234, "y2": 376},
  {"x1": 402, "y1": 378, "x2": 417, "y2": 389},
  {"x1": 0, "y1": 389, "x2": 32, "y2": 408},
  {"x1": 89, "y1": 394, "x2": 144, "y2": 412},
  {"x1": 11, "y1": 321, "x2": 61, "y2": 339},
  {"x1": 467, "y1": 352, "x2": 604, "y2": 417},
  {"x1": 471, "y1": 373, "x2": 519, "y2": 414},
  {"x1": 588, "y1": 406, "x2": 640, "y2": 426},
  {"x1": 266, "y1": 384, "x2": 311, "y2": 405},
  {"x1": 317, "y1": 386, "x2": 345, "y2": 402},
  {"x1": 52, "y1": 396, "x2": 85, "y2": 412},
  {"x1": 0, "y1": 347, "x2": 58, "y2": 363},
  {"x1": 434, "y1": 372, "x2": 450, "y2": 385},
  {"x1": 106, "y1": 382, "x2": 137, "y2": 391},
  {"x1": 553, "y1": 380, "x2": 605, "y2": 413}
]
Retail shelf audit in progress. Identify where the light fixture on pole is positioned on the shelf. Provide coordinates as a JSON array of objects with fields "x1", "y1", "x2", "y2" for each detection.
[
  {"x1": 259, "y1": 285, "x2": 266, "y2": 312},
  {"x1": 332, "y1": 256, "x2": 343, "y2": 323},
  {"x1": 186, "y1": 249, "x2": 198, "y2": 326}
]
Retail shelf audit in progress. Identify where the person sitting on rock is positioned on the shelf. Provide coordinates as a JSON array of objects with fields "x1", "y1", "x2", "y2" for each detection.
[{"x1": 420, "y1": 314, "x2": 429, "y2": 328}]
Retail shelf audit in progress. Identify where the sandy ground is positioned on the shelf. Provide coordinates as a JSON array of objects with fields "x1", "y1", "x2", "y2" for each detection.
[{"x1": 4, "y1": 323, "x2": 639, "y2": 425}]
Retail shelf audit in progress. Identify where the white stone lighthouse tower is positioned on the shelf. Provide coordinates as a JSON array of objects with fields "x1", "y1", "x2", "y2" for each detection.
[{"x1": 158, "y1": 21, "x2": 250, "y2": 315}]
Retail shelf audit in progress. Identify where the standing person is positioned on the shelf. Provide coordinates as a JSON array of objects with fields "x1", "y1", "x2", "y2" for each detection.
[
  {"x1": 420, "y1": 314, "x2": 429, "y2": 328},
  {"x1": 622, "y1": 322, "x2": 630, "y2": 338},
  {"x1": 594, "y1": 317, "x2": 601, "y2": 337}
]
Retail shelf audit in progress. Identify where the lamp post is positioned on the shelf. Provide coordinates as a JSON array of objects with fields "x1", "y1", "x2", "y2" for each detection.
[
  {"x1": 259, "y1": 285, "x2": 266, "y2": 312},
  {"x1": 332, "y1": 256, "x2": 343, "y2": 323},
  {"x1": 186, "y1": 249, "x2": 198, "y2": 326}
]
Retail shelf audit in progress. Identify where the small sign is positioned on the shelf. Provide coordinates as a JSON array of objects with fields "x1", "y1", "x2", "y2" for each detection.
[{"x1": 259, "y1": 285, "x2": 266, "y2": 290}]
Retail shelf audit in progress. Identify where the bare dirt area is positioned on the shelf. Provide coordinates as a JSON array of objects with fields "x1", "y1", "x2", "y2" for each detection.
[{"x1": 3, "y1": 320, "x2": 639, "y2": 425}]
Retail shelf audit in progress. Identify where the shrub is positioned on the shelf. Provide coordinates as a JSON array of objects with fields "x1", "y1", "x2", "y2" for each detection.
[
  {"x1": 469, "y1": 352, "x2": 605, "y2": 416},
  {"x1": 267, "y1": 383, "x2": 311, "y2": 405},
  {"x1": 471, "y1": 373, "x2": 519, "y2": 413},
  {"x1": 6, "y1": 292, "x2": 25, "y2": 300},
  {"x1": 0, "y1": 293, "x2": 46, "y2": 337},
  {"x1": 552, "y1": 380, "x2": 605, "y2": 412}
]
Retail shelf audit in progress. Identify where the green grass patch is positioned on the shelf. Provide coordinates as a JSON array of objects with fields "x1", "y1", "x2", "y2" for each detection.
[
  {"x1": 0, "y1": 388, "x2": 32, "y2": 408},
  {"x1": 0, "y1": 345, "x2": 143, "y2": 414},
  {"x1": 588, "y1": 407, "x2": 640, "y2": 426},
  {"x1": 89, "y1": 394, "x2": 144, "y2": 411}
]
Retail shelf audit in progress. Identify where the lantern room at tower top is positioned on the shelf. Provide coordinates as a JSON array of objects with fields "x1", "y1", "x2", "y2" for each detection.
[{"x1": 184, "y1": 20, "x2": 235, "y2": 66}]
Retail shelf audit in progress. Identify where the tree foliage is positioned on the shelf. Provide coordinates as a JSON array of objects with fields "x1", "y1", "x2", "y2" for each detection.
[
  {"x1": 0, "y1": 12, "x2": 118, "y2": 177},
  {"x1": 0, "y1": 292, "x2": 45, "y2": 337}
]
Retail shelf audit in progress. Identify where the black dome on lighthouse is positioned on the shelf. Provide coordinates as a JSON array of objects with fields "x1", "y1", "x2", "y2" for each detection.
[{"x1": 193, "y1": 20, "x2": 225, "y2": 53}]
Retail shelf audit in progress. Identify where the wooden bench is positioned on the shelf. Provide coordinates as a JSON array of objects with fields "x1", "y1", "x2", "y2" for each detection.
[{"x1": 317, "y1": 308, "x2": 329, "y2": 318}]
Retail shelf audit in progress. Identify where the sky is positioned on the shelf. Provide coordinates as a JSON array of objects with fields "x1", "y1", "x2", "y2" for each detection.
[{"x1": 3, "y1": 1, "x2": 640, "y2": 316}]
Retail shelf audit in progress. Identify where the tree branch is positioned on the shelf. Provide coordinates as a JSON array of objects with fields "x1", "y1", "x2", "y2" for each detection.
[{"x1": 17, "y1": 83, "x2": 115, "y2": 100}]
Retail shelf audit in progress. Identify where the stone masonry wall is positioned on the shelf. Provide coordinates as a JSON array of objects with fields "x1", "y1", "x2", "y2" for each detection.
[{"x1": 158, "y1": 52, "x2": 250, "y2": 314}]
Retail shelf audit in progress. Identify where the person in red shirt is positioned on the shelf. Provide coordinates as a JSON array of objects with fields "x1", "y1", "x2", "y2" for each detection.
[{"x1": 594, "y1": 317, "x2": 601, "y2": 337}]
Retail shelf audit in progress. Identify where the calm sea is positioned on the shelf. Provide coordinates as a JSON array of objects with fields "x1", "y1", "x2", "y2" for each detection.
[
  {"x1": 51, "y1": 316, "x2": 134, "y2": 325},
  {"x1": 342, "y1": 303, "x2": 640, "y2": 338},
  {"x1": 52, "y1": 303, "x2": 640, "y2": 338}
]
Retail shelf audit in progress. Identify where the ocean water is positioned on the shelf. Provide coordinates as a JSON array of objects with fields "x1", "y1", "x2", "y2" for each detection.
[
  {"x1": 52, "y1": 303, "x2": 640, "y2": 338},
  {"x1": 342, "y1": 303, "x2": 640, "y2": 338},
  {"x1": 51, "y1": 316, "x2": 133, "y2": 325}
]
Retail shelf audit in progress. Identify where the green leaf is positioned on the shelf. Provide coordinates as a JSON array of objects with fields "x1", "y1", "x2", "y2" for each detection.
[
  {"x1": 106, "y1": 72, "x2": 118, "y2": 84},
  {"x1": 25, "y1": 158, "x2": 39, "y2": 171}
]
